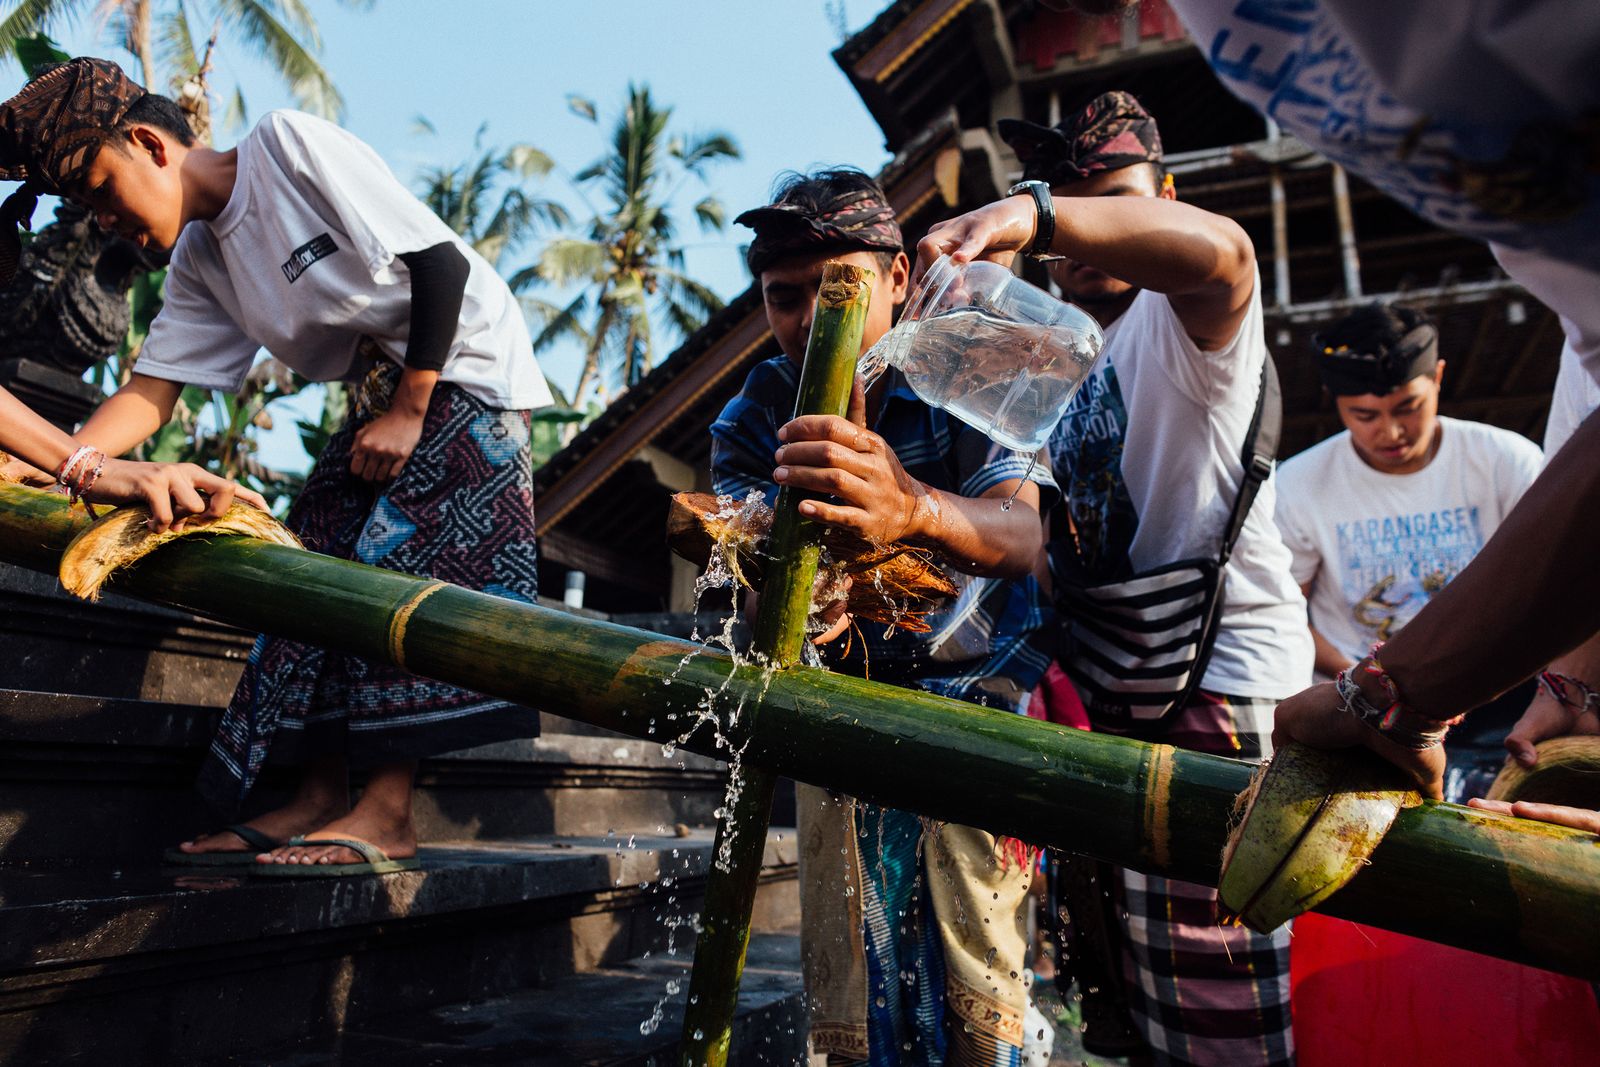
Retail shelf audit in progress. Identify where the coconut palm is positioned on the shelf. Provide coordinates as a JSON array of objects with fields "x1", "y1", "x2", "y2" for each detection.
[
  {"x1": 0, "y1": 0, "x2": 366, "y2": 122},
  {"x1": 521, "y1": 84, "x2": 739, "y2": 406}
]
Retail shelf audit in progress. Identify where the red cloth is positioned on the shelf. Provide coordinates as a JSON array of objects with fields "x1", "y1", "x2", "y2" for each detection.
[
  {"x1": 1291, "y1": 913, "x2": 1600, "y2": 1066},
  {"x1": 1027, "y1": 660, "x2": 1091, "y2": 731}
]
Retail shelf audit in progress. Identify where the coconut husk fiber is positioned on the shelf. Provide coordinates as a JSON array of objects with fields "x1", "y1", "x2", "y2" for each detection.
[
  {"x1": 666, "y1": 491, "x2": 957, "y2": 634},
  {"x1": 1217, "y1": 742, "x2": 1421, "y2": 932},
  {"x1": 60, "y1": 502, "x2": 302, "y2": 601},
  {"x1": 1487, "y1": 736, "x2": 1600, "y2": 809}
]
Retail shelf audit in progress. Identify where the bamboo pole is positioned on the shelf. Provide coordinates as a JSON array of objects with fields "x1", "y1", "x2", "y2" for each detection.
[
  {"x1": 681, "y1": 261, "x2": 873, "y2": 1066},
  {"x1": 3, "y1": 483, "x2": 1600, "y2": 980}
]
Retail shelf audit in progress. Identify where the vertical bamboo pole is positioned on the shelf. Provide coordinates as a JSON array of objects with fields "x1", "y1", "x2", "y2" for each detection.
[{"x1": 679, "y1": 262, "x2": 874, "y2": 1065}]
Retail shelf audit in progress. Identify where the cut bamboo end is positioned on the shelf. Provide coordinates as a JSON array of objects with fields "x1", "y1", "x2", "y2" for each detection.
[
  {"x1": 818, "y1": 261, "x2": 874, "y2": 308},
  {"x1": 60, "y1": 503, "x2": 302, "y2": 601},
  {"x1": 1487, "y1": 737, "x2": 1600, "y2": 808},
  {"x1": 1217, "y1": 742, "x2": 1420, "y2": 932}
]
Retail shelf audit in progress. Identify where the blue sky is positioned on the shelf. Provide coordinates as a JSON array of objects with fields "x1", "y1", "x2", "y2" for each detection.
[{"x1": 34, "y1": 0, "x2": 893, "y2": 468}]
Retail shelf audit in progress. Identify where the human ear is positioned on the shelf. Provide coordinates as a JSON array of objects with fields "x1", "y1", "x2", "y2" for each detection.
[
  {"x1": 131, "y1": 125, "x2": 169, "y2": 167},
  {"x1": 889, "y1": 251, "x2": 911, "y2": 304}
]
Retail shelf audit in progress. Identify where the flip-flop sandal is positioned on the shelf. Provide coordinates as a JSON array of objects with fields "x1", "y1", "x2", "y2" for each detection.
[
  {"x1": 162, "y1": 823, "x2": 281, "y2": 866},
  {"x1": 250, "y1": 834, "x2": 421, "y2": 878}
]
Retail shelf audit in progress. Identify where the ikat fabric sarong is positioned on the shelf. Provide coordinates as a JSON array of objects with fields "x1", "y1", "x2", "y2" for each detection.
[
  {"x1": 197, "y1": 362, "x2": 540, "y2": 810},
  {"x1": 1104, "y1": 692, "x2": 1294, "y2": 1067}
]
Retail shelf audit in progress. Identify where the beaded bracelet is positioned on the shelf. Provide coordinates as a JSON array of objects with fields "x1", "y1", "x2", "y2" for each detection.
[{"x1": 56, "y1": 445, "x2": 105, "y2": 518}]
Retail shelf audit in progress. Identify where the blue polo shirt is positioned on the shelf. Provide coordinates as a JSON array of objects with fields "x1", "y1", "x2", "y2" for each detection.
[{"x1": 710, "y1": 356, "x2": 1059, "y2": 710}]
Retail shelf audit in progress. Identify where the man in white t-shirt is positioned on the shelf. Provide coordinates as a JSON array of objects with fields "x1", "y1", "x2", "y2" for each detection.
[
  {"x1": 920, "y1": 91, "x2": 1310, "y2": 1067},
  {"x1": 1274, "y1": 303, "x2": 1542, "y2": 794},
  {"x1": 1042, "y1": 0, "x2": 1600, "y2": 828},
  {"x1": 0, "y1": 58, "x2": 550, "y2": 876}
]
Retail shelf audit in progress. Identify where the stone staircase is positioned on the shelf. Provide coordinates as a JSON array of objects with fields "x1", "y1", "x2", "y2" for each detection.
[{"x1": 0, "y1": 564, "x2": 805, "y2": 1065}]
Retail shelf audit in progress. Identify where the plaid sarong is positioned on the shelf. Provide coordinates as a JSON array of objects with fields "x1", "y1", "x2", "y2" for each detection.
[
  {"x1": 1107, "y1": 692, "x2": 1294, "y2": 1067},
  {"x1": 197, "y1": 360, "x2": 540, "y2": 810}
]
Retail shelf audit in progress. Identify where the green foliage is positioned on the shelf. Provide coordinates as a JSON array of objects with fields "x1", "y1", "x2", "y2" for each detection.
[
  {"x1": 14, "y1": 31, "x2": 68, "y2": 77},
  {"x1": 1, "y1": 0, "x2": 362, "y2": 123},
  {"x1": 521, "y1": 84, "x2": 741, "y2": 406}
]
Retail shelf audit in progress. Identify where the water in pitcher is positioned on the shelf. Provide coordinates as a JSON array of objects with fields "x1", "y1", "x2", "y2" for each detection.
[{"x1": 861, "y1": 306, "x2": 1098, "y2": 453}]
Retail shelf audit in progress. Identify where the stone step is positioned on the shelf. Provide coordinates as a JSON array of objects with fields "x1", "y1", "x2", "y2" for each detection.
[
  {"x1": 0, "y1": 830, "x2": 799, "y2": 1066},
  {"x1": 242, "y1": 932, "x2": 805, "y2": 1066},
  {"x1": 0, "y1": 689, "x2": 731, "y2": 863}
]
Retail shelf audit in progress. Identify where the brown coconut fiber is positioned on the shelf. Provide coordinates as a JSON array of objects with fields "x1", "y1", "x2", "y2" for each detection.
[
  {"x1": 60, "y1": 502, "x2": 302, "y2": 601},
  {"x1": 666, "y1": 491, "x2": 958, "y2": 633}
]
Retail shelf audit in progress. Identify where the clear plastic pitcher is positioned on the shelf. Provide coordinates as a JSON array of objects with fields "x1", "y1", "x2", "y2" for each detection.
[{"x1": 859, "y1": 255, "x2": 1104, "y2": 452}]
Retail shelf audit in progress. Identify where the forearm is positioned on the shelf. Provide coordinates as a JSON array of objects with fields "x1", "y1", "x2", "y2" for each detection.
[
  {"x1": 388, "y1": 368, "x2": 440, "y2": 418},
  {"x1": 907, "y1": 480, "x2": 1041, "y2": 580},
  {"x1": 1310, "y1": 625, "x2": 1354, "y2": 677},
  {"x1": 76, "y1": 373, "x2": 183, "y2": 457},
  {"x1": 1380, "y1": 408, "x2": 1600, "y2": 715},
  {"x1": 1547, "y1": 633, "x2": 1600, "y2": 690},
  {"x1": 1050, "y1": 195, "x2": 1253, "y2": 298},
  {"x1": 0, "y1": 387, "x2": 84, "y2": 474}
]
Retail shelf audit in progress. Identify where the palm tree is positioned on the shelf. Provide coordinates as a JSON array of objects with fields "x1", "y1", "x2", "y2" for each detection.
[
  {"x1": 521, "y1": 84, "x2": 739, "y2": 406},
  {"x1": 414, "y1": 122, "x2": 571, "y2": 273},
  {"x1": 0, "y1": 0, "x2": 365, "y2": 122}
]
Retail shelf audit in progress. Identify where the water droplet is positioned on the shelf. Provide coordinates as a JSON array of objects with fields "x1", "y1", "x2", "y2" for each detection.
[{"x1": 692, "y1": 1028, "x2": 704, "y2": 1040}]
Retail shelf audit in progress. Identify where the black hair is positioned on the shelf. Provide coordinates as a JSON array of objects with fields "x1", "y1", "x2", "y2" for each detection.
[
  {"x1": 1316, "y1": 303, "x2": 1432, "y2": 357},
  {"x1": 766, "y1": 166, "x2": 902, "y2": 274},
  {"x1": 114, "y1": 93, "x2": 196, "y2": 148}
]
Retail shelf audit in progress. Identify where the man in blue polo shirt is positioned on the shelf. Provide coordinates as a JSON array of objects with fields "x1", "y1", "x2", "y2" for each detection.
[{"x1": 711, "y1": 168, "x2": 1057, "y2": 1065}]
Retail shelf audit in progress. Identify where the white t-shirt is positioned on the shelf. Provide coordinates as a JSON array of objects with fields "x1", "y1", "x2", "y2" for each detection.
[
  {"x1": 1169, "y1": 0, "x2": 1600, "y2": 391},
  {"x1": 1545, "y1": 342, "x2": 1600, "y2": 458},
  {"x1": 1047, "y1": 283, "x2": 1314, "y2": 698},
  {"x1": 138, "y1": 110, "x2": 552, "y2": 410},
  {"x1": 1274, "y1": 417, "x2": 1542, "y2": 667}
]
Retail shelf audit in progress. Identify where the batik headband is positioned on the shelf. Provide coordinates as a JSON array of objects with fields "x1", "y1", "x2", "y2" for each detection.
[
  {"x1": 736, "y1": 186, "x2": 903, "y2": 276},
  {"x1": 1314, "y1": 321, "x2": 1440, "y2": 397},
  {"x1": 0, "y1": 58, "x2": 147, "y2": 285},
  {"x1": 998, "y1": 90, "x2": 1163, "y2": 186}
]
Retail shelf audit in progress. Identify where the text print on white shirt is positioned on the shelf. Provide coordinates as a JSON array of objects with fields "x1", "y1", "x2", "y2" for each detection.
[{"x1": 281, "y1": 232, "x2": 340, "y2": 284}]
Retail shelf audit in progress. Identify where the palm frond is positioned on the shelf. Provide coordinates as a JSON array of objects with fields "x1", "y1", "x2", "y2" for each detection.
[
  {"x1": 673, "y1": 130, "x2": 740, "y2": 174},
  {"x1": 534, "y1": 237, "x2": 608, "y2": 286},
  {"x1": 156, "y1": 3, "x2": 199, "y2": 80},
  {"x1": 566, "y1": 93, "x2": 597, "y2": 122},
  {"x1": 411, "y1": 113, "x2": 436, "y2": 136},
  {"x1": 1, "y1": 1, "x2": 74, "y2": 69},
  {"x1": 528, "y1": 292, "x2": 591, "y2": 354},
  {"x1": 218, "y1": 0, "x2": 343, "y2": 119},
  {"x1": 503, "y1": 143, "x2": 555, "y2": 180},
  {"x1": 691, "y1": 195, "x2": 726, "y2": 233}
]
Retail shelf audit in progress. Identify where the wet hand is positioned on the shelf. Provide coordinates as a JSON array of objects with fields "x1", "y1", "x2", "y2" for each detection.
[
  {"x1": 1272, "y1": 682, "x2": 1447, "y2": 800},
  {"x1": 1466, "y1": 798, "x2": 1600, "y2": 835},
  {"x1": 351, "y1": 409, "x2": 425, "y2": 483},
  {"x1": 912, "y1": 196, "x2": 1036, "y2": 287},
  {"x1": 773, "y1": 414, "x2": 926, "y2": 545}
]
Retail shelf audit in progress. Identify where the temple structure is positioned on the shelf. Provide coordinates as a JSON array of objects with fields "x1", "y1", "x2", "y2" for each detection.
[{"x1": 535, "y1": 0, "x2": 1563, "y2": 615}]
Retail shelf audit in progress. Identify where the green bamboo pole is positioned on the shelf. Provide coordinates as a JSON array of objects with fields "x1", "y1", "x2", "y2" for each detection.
[
  {"x1": 680, "y1": 261, "x2": 873, "y2": 1066},
  {"x1": 3, "y1": 483, "x2": 1600, "y2": 980}
]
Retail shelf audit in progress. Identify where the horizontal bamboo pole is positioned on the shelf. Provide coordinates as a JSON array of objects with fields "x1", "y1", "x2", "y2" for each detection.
[{"x1": 2, "y1": 482, "x2": 1597, "y2": 979}]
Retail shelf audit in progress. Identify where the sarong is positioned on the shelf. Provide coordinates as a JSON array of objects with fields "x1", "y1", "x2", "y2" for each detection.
[
  {"x1": 197, "y1": 360, "x2": 540, "y2": 811},
  {"x1": 1110, "y1": 692, "x2": 1294, "y2": 1067}
]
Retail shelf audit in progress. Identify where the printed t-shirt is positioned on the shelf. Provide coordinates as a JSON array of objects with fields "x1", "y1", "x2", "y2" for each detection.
[
  {"x1": 1170, "y1": 0, "x2": 1600, "y2": 389},
  {"x1": 710, "y1": 357, "x2": 1059, "y2": 711},
  {"x1": 137, "y1": 110, "x2": 551, "y2": 410},
  {"x1": 1274, "y1": 417, "x2": 1542, "y2": 667},
  {"x1": 1046, "y1": 284, "x2": 1313, "y2": 699}
]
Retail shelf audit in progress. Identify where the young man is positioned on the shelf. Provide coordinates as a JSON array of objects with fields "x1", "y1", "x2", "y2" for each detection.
[
  {"x1": 0, "y1": 58, "x2": 549, "y2": 874},
  {"x1": 921, "y1": 93, "x2": 1312, "y2": 1065},
  {"x1": 712, "y1": 169, "x2": 1057, "y2": 1065},
  {"x1": 1274, "y1": 304, "x2": 1542, "y2": 795}
]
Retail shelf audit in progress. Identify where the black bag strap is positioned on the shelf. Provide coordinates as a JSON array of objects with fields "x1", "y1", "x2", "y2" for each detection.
[{"x1": 1217, "y1": 353, "x2": 1281, "y2": 566}]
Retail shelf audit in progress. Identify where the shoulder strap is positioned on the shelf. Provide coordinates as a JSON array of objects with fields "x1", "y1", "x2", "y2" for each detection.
[{"x1": 1218, "y1": 353, "x2": 1282, "y2": 565}]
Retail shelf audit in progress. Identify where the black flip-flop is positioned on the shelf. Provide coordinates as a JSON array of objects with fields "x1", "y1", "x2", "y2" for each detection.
[
  {"x1": 162, "y1": 823, "x2": 280, "y2": 866},
  {"x1": 250, "y1": 834, "x2": 420, "y2": 878}
]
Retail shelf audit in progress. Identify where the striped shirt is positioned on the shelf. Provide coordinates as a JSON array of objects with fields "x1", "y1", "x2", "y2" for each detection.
[{"x1": 709, "y1": 356, "x2": 1058, "y2": 710}]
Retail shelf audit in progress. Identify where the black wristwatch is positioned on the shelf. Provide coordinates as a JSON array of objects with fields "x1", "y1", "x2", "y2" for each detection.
[{"x1": 1007, "y1": 179, "x2": 1057, "y2": 259}]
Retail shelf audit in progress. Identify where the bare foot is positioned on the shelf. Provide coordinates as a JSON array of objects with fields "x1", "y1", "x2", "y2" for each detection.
[
  {"x1": 175, "y1": 794, "x2": 349, "y2": 857},
  {"x1": 259, "y1": 808, "x2": 417, "y2": 866}
]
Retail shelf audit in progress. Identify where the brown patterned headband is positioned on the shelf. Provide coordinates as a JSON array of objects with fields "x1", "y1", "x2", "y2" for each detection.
[{"x1": 1, "y1": 57, "x2": 147, "y2": 285}]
